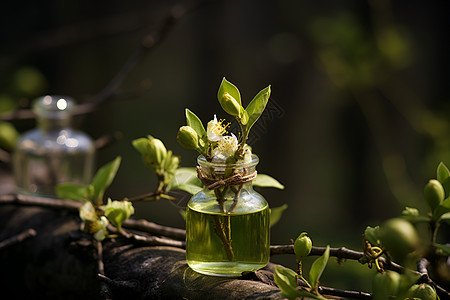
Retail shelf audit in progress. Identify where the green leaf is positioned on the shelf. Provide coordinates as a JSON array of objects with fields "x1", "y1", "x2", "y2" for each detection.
[
  {"x1": 442, "y1": 177, "x2": 450, "y2": 199},
  {"x1": 172, "y1": 183, "x2": 203, "y2": 195},
  {"x1": 309, "y1": 245, "x2": 330, "y2": 290},
  {"x1": 132, "y1": 137, "x2": 152, "y2": 166},
  {"x1": 364, "y1": 226, "x2": 382, "y2": 247},
  {"x1": 91, "y1": 156, "x2": 122, "y2": 205},
  {"x1": 273, "y1": 266, "x2": 300, "y2": 300},
  {"x1": 273, "y1": 266, "x2": 326, "y2": 300},
  {"x1": 244, "y1": 85, "x2": 271, "y2": 133},
  {"x1": 132, "y1": 137, "x2": 149, "y2": 156},
  {"x1": 437, "y1": 162, "x2": 450, "y2": 184},
  {"x1": 439, "y1": 212, "x2": 450, "y2": 225},
  {"x1": 185, "y1": 108, "x2": 206, "y2": 138},
  {"x1": 269, "y1": 204, "x2": 288, "y2": 228},
  {"x1": 218, "y1": 77, "x2": 241, "y2": 106},
  {"x1": 253, "y1": 173, "x2": 284, "y2": 189},
  {"x1": 167, "y1": 167, "x2": 202, "y2": 194},
  {"x1": 433, "y1": 197, "x2": 450, "y2": 220},
  {"x1": 167, "y1": 168, "x2": 201, "y2": 189},
  {"x1": 55, "y1": 183, "x2": 88, "y2": 202},
  {"x1": 434, "y1": 243, "x2": 450, "y2": 256}
]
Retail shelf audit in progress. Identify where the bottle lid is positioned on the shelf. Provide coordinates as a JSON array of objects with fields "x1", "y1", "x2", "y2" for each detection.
[{"x1": 33, "y1": 95, "x2": 75, "y2": 119}]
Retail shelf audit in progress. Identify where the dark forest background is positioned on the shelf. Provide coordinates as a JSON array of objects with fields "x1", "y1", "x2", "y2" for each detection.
[{"x1": 1, "y1": 0, "x2": 449, "y2": 291}]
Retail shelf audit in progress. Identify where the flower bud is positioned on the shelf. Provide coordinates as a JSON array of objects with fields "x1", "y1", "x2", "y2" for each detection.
[
  {"x1": 424, "y1": 179, "x2": 444, "y2": 212},
  {"x1": 406, "y1": 283, "x2": 437, "y2": 300},
  {"x1": 294, "y1": 232, "x2": 312, "y2": 262},
  {"x1": 148, "y1": 136, "x2": 167, "y2": 167},
  {"x1": 102, "y1": 199, "x2": 135, "y2": 231},
  {"x1": 177, "y1": 126, "x2": 199, "y2": 150},
  {"x1": 163, "y1": 150, "x2": 180, "y2": 173},
  {"x1": 219, "y1": 92, "x2": 241, "y2": 117}
]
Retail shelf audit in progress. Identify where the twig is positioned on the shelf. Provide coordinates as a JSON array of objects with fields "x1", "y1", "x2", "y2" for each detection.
[
  {"x1": 129, "y1": 232, "x2": 185, "y2": 248},
  {"x1": 270, "y1": 244, "x2": 363, "y2": 259},
  {"x1": 0, "y1": 193, "x2": 187, "y2": 241},
  {"x1": 0, "y1": 228, "x2": 37, "y2": 250},
  {"x1": 270, "y1": 244, "x2": 404, "y2": 273},
  {"x1": 416, "y1": 258, "x2": 450, "y2": 298},
  {"x1": 318, "y1": 285, "x2": 372, "y2": 300},
  {"x1": 96, "y1": 240, "x2": 105, "y2": 276},
  {"x1": 126, "y1": 191, "x2": 162, "y2": 202},
  {"x1": 122, "y1": 218, "x2": 185, "y2": 241},
  {"x1": 0, "y1": 194, "x2": 82, "y2": 211},
  {"x1": 94, "y1": 131, "x2": 123, "y2": 150},
  {"x1": 95, "y1": 240, "x2": 112, "y2": 299}
]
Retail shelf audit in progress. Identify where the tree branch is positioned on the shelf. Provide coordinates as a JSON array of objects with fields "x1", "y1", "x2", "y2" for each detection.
[{"x1": 0, "y1": 228, "x2": 37, "y2": 250}]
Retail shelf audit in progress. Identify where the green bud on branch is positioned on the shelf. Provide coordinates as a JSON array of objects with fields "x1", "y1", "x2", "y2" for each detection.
[
  {"x1": 220, "y1": 92, "x2": 242, "y2": 118},
  {"x1": 148, "y1": 137, "x2": 167, "y2": 167},
  {"x1": 294, "y1": 232, "x2": 312, "y2": 262},
  {"x1": 177, "y1": 126, "x2": 200, "y2": 150},
  {"x1": 133, "y1": 136, "x2": 167, "y2": 170},
  {"x1": 424, "y1": 179, "x2": 444, "y2": 212},
  {"x1": 102, "y1": 199, "x2": 135, "y2": 232}
]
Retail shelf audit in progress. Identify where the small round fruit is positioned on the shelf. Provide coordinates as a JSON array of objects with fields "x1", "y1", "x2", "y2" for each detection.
[
  {"x1": 380, "y1": 218, "x2": 420, "y2": 263},
  {"x1": 372, "y1": 271, "x2": 400, "y2": 300}
]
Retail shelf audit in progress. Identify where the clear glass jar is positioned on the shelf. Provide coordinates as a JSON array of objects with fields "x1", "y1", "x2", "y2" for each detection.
[
  {"x1": 13, "y1": 95, "x2": 95, "y2": 197},
  {"x1": 186, "y1": 155, "x2": 270, "y2": 277}
]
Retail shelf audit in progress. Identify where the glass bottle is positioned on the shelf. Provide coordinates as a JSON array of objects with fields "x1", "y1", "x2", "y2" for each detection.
[
  {"x1": 186, "y1": 154, "x2": 270, "y2": 277},
  {"x1": 13, "y1": 95, "x2": 95, "y2": 197}
]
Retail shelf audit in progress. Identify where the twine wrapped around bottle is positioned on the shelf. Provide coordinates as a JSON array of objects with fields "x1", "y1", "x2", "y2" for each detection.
[{"x1": 196, "y1": 165, "x2": 257, "y2": 190}]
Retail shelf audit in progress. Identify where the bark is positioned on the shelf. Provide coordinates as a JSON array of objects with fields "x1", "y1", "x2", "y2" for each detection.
[{"x1": 0, "y1": 204, "x2": 282, "y2": 300}]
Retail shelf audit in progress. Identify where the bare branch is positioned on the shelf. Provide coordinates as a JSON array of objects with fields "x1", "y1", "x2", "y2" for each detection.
[
  {"x1": 122, "y1": 218, "x2": 186, "y2": 241},
  {"x1": 94, "y1": 131, "x2": 123, "y2": 150},
  {"x1": 0, "y1": 228, "x2": 37, "y2": 250},
  {"x1": 129, "y1": 232, "x2": 185, "y2": 248},
  {"x1": 318, "y1": 285, "x2": 372, "y2": 300},
  {"x1": 0, "y1": 194, "x2": 82, "y2": 211}
]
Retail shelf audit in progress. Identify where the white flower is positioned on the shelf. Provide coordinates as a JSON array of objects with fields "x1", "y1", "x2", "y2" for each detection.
[
  {"x1": 213, "y1": 133, "x2": 238, "y2": 159},
  {"x1": 79, "y1": 202, "x2": 109, "y2": 241},
  {"x1": 207, "y1": 115, "x2": 228, "y2": 142}
]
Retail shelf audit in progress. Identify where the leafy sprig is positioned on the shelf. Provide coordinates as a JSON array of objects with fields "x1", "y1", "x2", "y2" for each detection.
[
  {"x1": 177, "y1": 77, "x2": 271, "y2": 162},
  {"x1": 56, "y1": 156, "x2": 134, "y2": 240},
  {"x1": 274, "y1": 233, "x2": 330, "y2": 300}
]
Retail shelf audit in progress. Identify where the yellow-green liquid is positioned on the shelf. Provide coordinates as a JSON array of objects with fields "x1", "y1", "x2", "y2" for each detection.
[{"x1": 186, "y1": 203, "x2": 270, "y2": 277}]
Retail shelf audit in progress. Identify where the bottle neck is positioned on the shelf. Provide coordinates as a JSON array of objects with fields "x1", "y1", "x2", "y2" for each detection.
[
  {"x1": 197, "y1": 155, "x2": 258, "y2": 191},
  {"x1": 37, "y1": 114, "x2": 72, "y2": 131},
  {"x1": 32, "y1": 95, "x2": 75, "y2": 131}
]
